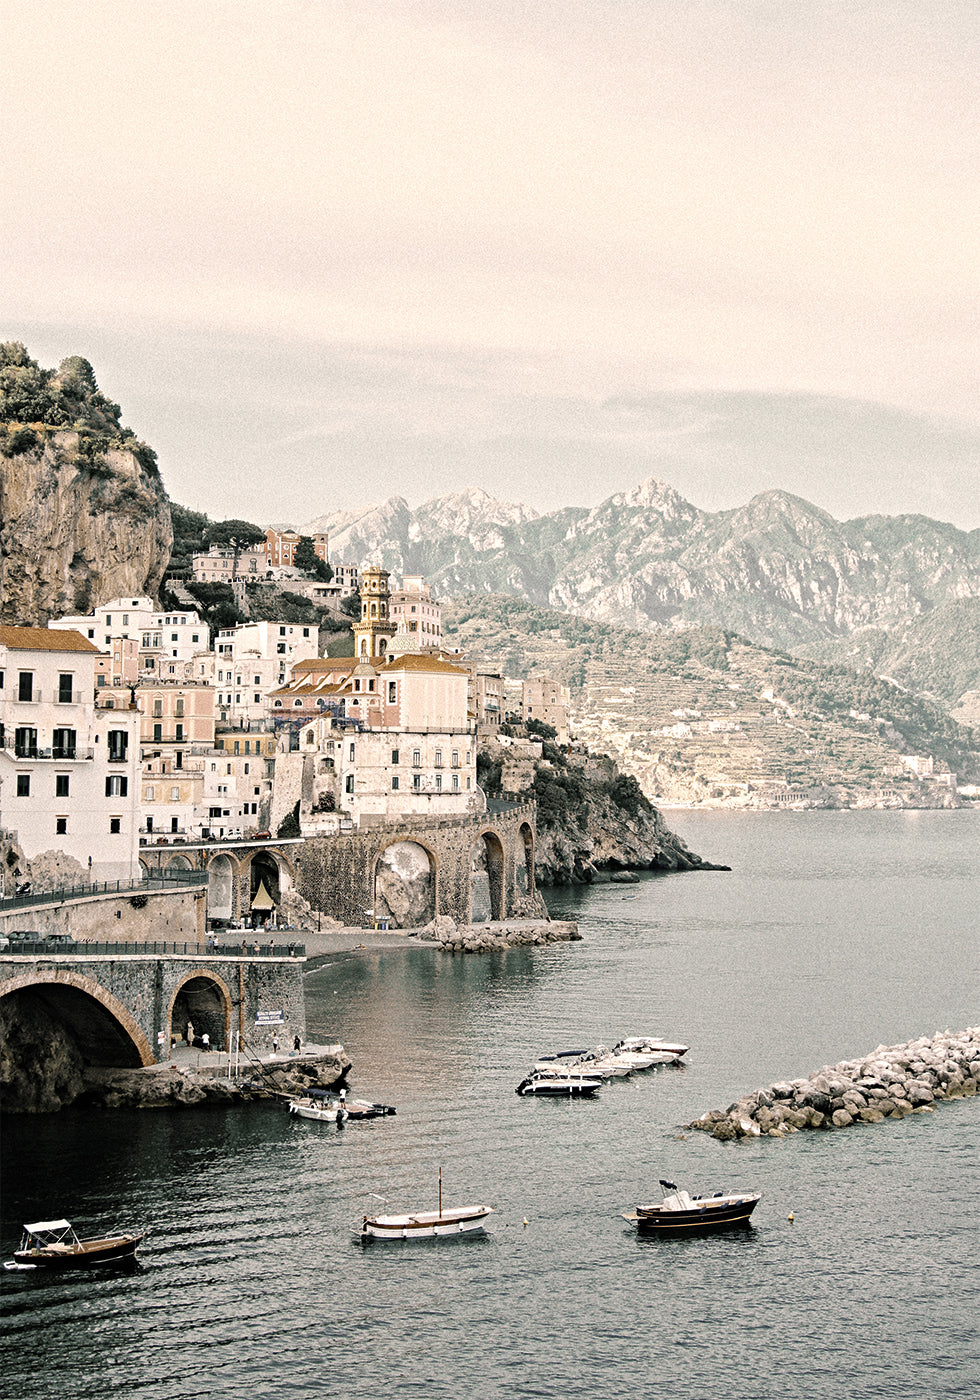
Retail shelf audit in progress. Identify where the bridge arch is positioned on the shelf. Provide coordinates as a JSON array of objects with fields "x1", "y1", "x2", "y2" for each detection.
[
  {"x1": 372, "y1": 838, "x2": 438, "y2": 929},
  {"x1": 0, "y1": 969, "x2": 154, "y2": 1068},
  {"x1": 470, "y1": 831, "x2": 505, "y2": 922},
  {"x1": 168, "y1": 969, "x2": 234, "y2": 1052},
  {"x1": 517, "y1": 822, "x2": 536, "y2": 898},
  {"x1": 206, "y1": 851, "x2": 236, "y2": 922}
]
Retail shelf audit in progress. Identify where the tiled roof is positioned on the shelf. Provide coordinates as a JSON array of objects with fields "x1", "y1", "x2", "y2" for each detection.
[
  {"x1": 384, "y1": 653, "x2": 468, "y2": 675},
  {"x1": 0, "y1": 626, "x2": 100, "y2": 654}
]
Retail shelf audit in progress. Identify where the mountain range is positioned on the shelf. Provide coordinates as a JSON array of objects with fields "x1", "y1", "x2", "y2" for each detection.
[{"x1": 304, "y1": 480, "x2": 980, "y2": 709}]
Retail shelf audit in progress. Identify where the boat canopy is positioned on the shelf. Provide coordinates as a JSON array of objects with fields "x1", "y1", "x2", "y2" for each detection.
[{"x1": 24, "y1": 1220, "x2": 72, "y2": 1233}]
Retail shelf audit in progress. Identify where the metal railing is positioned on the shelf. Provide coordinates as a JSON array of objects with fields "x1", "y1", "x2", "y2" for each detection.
[
  {"x1": 0, "y1": 939, "x2": 305, "y2": 958},
  {"x1": 0, "y1": 869, "x2": 207, "y2": 913}
]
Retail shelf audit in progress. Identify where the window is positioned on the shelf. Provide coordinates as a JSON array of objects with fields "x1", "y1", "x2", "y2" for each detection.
[
  {"x1": 152, "y1": 698, "x2": 162, "y2": 718},
  {"x1": 17, "y1": 672, "x2": 33, "y2": 702},
  {"x1": 145, "y1": 785, "x2": 155, "y2": 801},
  {"x1": 175, "y1": 723, "x2": 184, "y2": 742},
  {"x1": 97, "y1": 674, "x2": 106, "y2": 687},
  {"x1": 58, "y1": 673, "x2": 74, "y2": 704},
  {"x1": 452, "y1": 750, "x2": 459, "y2": 767},
  {"x1": 52, "y1": 728, "x2": 76, "y2": 759},
  {"x1": 391, "y1": 749, "x2": 399, "y2": 765},
  {"x1": 106, "y1": 776, "x2": 128, "y2": 797},
  {"x1": 345, "y1": 775, "x2": 354, "y2": 794},
  {"x1": 110, "y1": 817, "x2": 122, "y2": 834},
  {"x1": 412, "y1": 774, "x2": 421, "y2": 790},
  {"x1": 175, "y1": 698, "x2": 184, "y2": 717},
  {"x1": 277, "y1": 643, "x2": 286, "y2": 654},
  {"x1": 435, "y1": 750, "x2": 442, "y2": 766},
  {"x1": 175, "y1": 750, "x2": 182, "y2": 770},
  {"x1": 412, "y1": 749, "x2": 421, "y2": 767},
  {"x1": 108, "y1": 730, "x2": 129, "y2": 761},
  {"x1": 391, "y1": 776, "x2": 400, "y2": 790},
  {"x1": 171, "y1": 786, "x2": 180, "y2": 801},
  {"x1": 56, "y1": 817, "x2": 68, "y2": 835},
  {"x1": 56, "y1": 774, "x2": 70, "y2": 797},
  {"x1": 436, "y1": 775, "x2": 442, "y2": 791},
  {"x1": 153, "y1": 723, "x2": 162, "y2": 742},
  {"x1": 388, "y1": 681, "x2": 397, "y2": 703},
  {"x1": 16, "y1": 775, "x2": 30, "y2": 797},
  {"x1": 244, "y1": 762, "x2": 249, "y2": 774},
  {"x1": 452, "y1": 774, "x2": 459, "y2": 791},
  {"x1": 349, "y1": 742, "x2": 355, "y2": 761},
  {"x1": 14, "y1": 726, "x2": 37, "y2": 758},
  {"x1": 234, "y1": 741, "x2": 240, "y2": 755}
]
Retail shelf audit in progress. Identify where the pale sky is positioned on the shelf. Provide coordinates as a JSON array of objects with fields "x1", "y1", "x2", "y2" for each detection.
[{"x1": 5, "y1": 1, "x2": 980, "y2": 529}]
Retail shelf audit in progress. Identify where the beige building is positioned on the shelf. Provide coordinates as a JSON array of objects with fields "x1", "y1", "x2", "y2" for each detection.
[
  {"x1": 522, "y1": 675, "x2": 571, "y2": 745},
  {"x1": 390, "y1": 575, "x2": 443, "y2": 651}
]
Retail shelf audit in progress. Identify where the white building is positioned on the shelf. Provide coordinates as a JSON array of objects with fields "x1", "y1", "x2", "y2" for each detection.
[
  {"x1": 50, "y1": 595, "x2": 208, "y2": 668},
  {"x1": 0, "y1": 627, "x2": 141, "y2": 880},
  {"x1": 213, "y1": 621, "x2": 319, "y2": 726}
]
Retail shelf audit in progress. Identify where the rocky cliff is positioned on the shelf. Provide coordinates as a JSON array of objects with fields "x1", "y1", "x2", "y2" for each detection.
[
  {"x1": 478, "y1": 738, "x2": 720, "y2": 884},
  {"x1": 0, "y1": 346, "x2": 172, "y2": 623}
]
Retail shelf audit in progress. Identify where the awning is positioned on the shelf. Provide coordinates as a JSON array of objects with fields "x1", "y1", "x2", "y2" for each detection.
[
  {"x1": 24, "y1": 1219, "x2": 71, "y2": 1233},
  {"x1": 250, "y1": 880, "x2": 275, "y2": 911}
]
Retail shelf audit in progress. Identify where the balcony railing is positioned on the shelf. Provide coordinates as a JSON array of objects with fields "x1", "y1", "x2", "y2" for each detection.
[{"x1": 4, "y1": 742, "x2": 94, "y2": 762}]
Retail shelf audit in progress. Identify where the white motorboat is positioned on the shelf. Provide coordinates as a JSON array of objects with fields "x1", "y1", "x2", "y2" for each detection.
[
  {"x1": 614, "y1": 1037, "x2": 690, "y2": 1060},
  {"x1": 360, "y1": 1170, "x2": 493, "y2": 1241},
  {"x1": 532, "y1": 1058, "x2": 617, "y2": 1080},
  {"x1": 516, "y1": 1072, "x2": 603, "y2": 1096},
  {"x1": 623, "y1": 1180, "x2": 761, "y2": 1233},
  {"x1": 288, "y1": 1096, "x2": 347, "y2": 1122}
]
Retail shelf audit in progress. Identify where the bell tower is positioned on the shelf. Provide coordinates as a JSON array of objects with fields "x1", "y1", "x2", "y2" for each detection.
[{"x1": 352, "y1": 564, "x2": 397, "y2": 659}]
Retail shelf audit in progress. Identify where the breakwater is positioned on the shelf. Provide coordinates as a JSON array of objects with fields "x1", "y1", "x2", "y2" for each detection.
[
  {"x1": 689, "y1": 1026, "x2": 980, "y2": 1140},
  {"x1": 412, "y1": 916, "x2": 580, "y2": 953}
]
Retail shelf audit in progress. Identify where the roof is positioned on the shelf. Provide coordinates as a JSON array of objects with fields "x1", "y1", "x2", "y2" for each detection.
[
  {"x1": 383, "y1": 653, "x2": 468, "y2": 676},
  {"x1": 24, "y1": 1219, "x2": 72, "y2": 1233},
  {"x1": 0, "y1": 626, "x2": 99, "y2": 654}
]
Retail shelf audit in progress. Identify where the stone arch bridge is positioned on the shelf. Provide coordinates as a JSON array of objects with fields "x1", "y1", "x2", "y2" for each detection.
[
  {"x1": 0, "y1": 946, "x2": 306, "y2": 1076},
  {"x1": 139, "y1": 836, "x2": 304, "y2": 928}
]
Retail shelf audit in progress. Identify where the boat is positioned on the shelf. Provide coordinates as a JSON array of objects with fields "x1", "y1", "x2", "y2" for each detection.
[
  {"x1": 360, "y1": 1170, "x2": 492, "y2": 1241},
  {"x1": 289, "y1": 1095, "x2": 347, "y2": 1122},
  {"x1": 515, "y1": 1072, "x2": 603, "y2": 1096},
  {"x1": 623, "y1": 1180, "x2": 762, "y2": 1234},
  {"x1": 4, "y1": 1219, "x2": 145, "y2": 1270},
  {"x1": 613, "y1": 1037, "x2": 690, "y2": 1060},
  {"x1": 342, "y1": 1097, "x2": 396, "y2": 1119}
]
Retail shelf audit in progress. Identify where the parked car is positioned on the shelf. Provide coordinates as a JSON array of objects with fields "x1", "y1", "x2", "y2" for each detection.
[
  {"x1": 45, "y1": 933, "x2": 77, "y2": 948},
  {"x1": 0, "y1": 934, "x2": 9, "y2": 951},
  {"x1": 6, "y1": 930, "x2": 38, "y2": 946}
]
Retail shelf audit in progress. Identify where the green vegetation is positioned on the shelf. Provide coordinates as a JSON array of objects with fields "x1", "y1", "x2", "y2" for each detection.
[
  {"x1": 294, "y1": 535, "x2": 332, "y2": 582},
  {"x1": 0, "y1": 342, "x2": 158, "y2": 475}
]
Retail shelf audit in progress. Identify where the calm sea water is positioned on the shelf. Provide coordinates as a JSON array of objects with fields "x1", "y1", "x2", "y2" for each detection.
[{"x1": 2, "y1": 811, "x2": 978, "y2": 1400}]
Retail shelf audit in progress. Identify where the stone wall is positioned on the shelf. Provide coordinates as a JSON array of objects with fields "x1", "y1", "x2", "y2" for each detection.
[{"x1": 0, "y1": 887, "x2": 206, "y2": 942}]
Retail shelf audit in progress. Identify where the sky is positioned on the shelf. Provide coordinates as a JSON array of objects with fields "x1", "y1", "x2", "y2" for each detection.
[{"x1": 4, "y1": 1, "x2": 980, "y2": 530}]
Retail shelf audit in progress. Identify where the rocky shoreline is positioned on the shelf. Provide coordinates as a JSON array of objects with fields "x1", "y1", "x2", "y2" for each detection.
[
  {"x1": 411, "y1": 916, "x2": 580, "y2": 954},
  {"x1": 77, "y1": 1050, "x2": 351, "y2": 1111},
  {"x1": 689, "y1": 1027, "x2": 980, "y2": 1141}
]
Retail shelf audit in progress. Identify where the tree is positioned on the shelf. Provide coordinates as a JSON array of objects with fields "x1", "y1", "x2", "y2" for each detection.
[{"x1": 293, "y1": 534, "x2": 333, "y2": 581}]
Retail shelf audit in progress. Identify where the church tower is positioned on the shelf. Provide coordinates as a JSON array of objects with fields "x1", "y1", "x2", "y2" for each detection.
[{"x1": 352, "y1": 563, "x2": 397, "y2": 660}]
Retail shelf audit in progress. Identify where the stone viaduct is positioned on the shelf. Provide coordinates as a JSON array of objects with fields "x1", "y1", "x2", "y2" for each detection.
[{"x1": 0, "y1": 945, "x2": 306, "y2": 1069}]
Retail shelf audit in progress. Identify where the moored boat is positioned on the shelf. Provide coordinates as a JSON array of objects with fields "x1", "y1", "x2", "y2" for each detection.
[
  {"x1": 289, "y1": 1096, "x2": 347, "y2": 1122},
  {"x1": 614, "y1": 1037, "x2": 690, "y2": 1060},
  {"x1": 623, "y1": 1180, "x2": 761, "y2": 1234},
  {"x1": 360, "y1": 1170, "x2": 492, "y2": 1241},
  {"x1": 516, "y1": 1072, "x2": 602, "y2": 1096},
  {"x1": 5, "y1": 1219, "x2": 144, "y2": 1270}
]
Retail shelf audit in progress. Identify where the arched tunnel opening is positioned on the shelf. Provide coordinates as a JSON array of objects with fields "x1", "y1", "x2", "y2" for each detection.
[
  {"x1": 170, "y1": 977, "x2": 229, "y2": 1052},
  {"x1": 0, "y1": 982, "x2": 145, "y2": 1114}
]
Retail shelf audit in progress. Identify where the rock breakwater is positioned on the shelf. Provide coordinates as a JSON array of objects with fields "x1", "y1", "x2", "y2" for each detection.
[
  {"x1": 689, "y1": 1027, "x2": 980, "y2": 1141},
  {"x1": 413, "y1": 916, "x2": 580, "y2": 953},
  {"x1": 78, "y1": 1050, "x2": 350, "y2": 1111}
]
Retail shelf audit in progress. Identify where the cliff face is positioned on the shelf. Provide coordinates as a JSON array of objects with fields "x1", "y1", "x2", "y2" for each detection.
[
  {"x1": 479, "y1": 738, "x2": 714, "y2": 885},
  {"x1": 0, "y1": 432, "x2": 172, "y2": 624}
]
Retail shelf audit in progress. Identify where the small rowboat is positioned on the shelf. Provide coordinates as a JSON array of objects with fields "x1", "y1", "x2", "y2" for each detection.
[
  {"x1": 623, "y1": 1181, "x2": 761, "y2": 1234},
  {"x1": 4, "y1": 1219, "x2": 144, "y2": 1270},
  {"x1": 361, "y1": 1170, "x2": 492, "y2": 1241}
]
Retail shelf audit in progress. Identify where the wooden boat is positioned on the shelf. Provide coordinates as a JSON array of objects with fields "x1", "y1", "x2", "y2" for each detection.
[
  {"x1": 5, "y1": 1219, "x2": 144, "y2": 1270},
  {"x1": 289, "y1": 1089, "x2": 396, "y2": 1122},
  {"x1": 516, "y1": 1072, "x2": 602, "y2": 1096},
  {"x1": 343, "y1": 1097, "x2": 396, "y2": 1119},
  {"x1": 623, "y1": 1180, "x2": 761, "y2": 1234},
  {"x1": 361, "y1": 1170, "x2": 492, "y2": 1241}
]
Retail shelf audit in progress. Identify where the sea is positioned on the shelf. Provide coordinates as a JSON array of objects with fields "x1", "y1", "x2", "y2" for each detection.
[{"x1": 1, "y1": 810, "x2": 978, "y2": 1400}]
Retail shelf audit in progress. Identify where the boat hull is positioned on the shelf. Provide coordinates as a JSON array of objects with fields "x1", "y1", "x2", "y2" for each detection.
[
  {"x1": 516, "y1": 1076, "x2": 602, "y2": 1096},
  {"x1": 361, "y1": 1207, "x2": 493, "y2": 1241},
  {"x1": 289, "y1": 1101, "x2": 345, "y2": 1122},
  {"x1": 10, "y1": 1234, "x2": 144, "y2": 1269}
]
